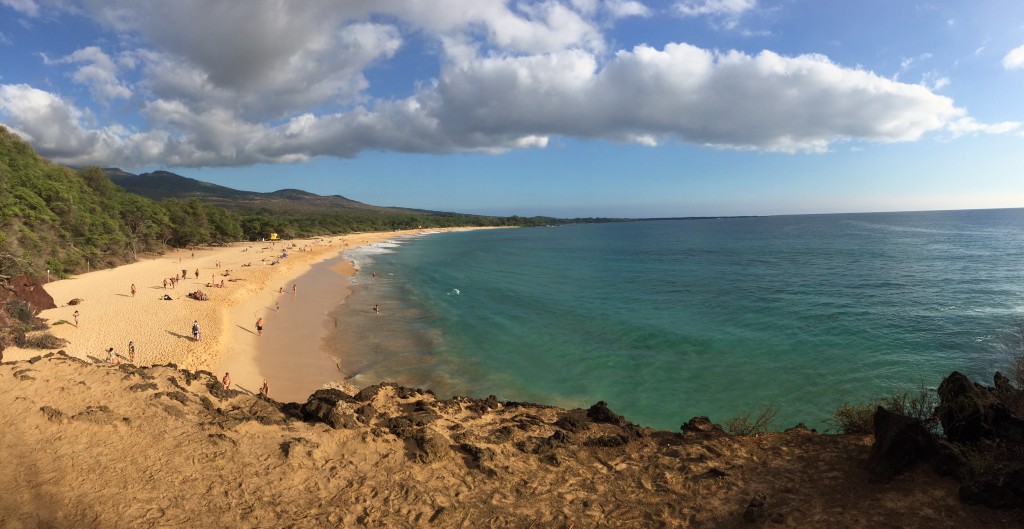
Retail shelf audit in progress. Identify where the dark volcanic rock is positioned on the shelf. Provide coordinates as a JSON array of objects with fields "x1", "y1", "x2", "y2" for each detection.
[
  {"x1": 743, "y1": 494, "x2": 767, "y2": 523},
  {"x1": 280, "y1": 437, "x2": 320, "y2": 459},
  {"x1": 467, "y1": 395, "x2": 501, "y2": 414},
  {"x1": 490, "y1": 425, "x2": 516, "y2": 443},
  {"x1": 39, "y1": 406, "x2": 66, "y2": 423},
  {"x1": 933, "y1": 440, "x2": 971, "y2": 481},
  {"x1": 72, "y1": 405, "x2": 116, "y2": 425},
  {"x1": 935, "y1": 371, "x2": 1024, "y2": 508},
  {"x1": 205, "y1": 379, "x2": 238, "y2": 400},
  {"x1": 681, "y1": 416, "x2": 725, "y2": 436},
  {"x1": 865, "y1": 407, "x2": 937, "y2": 482},
  {"x1": 959, "y1": 465, "x2": 1024, "y2": 509},
  {"x1": 154, "y1": 391, "x2": 190, "y2": 405},
  {"x1": 937, "y1": 371, "x2": 1024, "y2": 443},
  {"x1": 411, "y1": 428, "x2": 450, "y2": 463},
  {"x1": 457, "y1": 443, "x2": 498, "y2": 476},
  {"x1": 554, "y1": 410, "x2": 589, "y2": 433},
  {"x1": 587, "y1": 401, "x2": 626, "y2": 426},
  {"x1": 386, "y1": 410, "x2": 442, "y2": 439},
  {"x1": 354, "y1": 384, "x2": 386, "y2": 402},
  {"x1": 589, "y1": 433, "x2": 634, "y2": 448},
  {"x1": 301, "y1": 389, "x2": 358, "y2": 429},
  {"x1": 355, "y1": 403, "x2": 377, "y2": 424}
]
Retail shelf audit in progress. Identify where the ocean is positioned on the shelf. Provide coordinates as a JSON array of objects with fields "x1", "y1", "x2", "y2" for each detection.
[{"x1": 325, "y1": 209, "x2": 1024, "y2": 431}]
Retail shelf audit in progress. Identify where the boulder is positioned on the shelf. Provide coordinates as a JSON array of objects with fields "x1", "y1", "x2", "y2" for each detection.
[
  {"x1": 864, "y1": 407, "x2": 937, "y2": 482},
  {"x1": 681, "y1": 416, "x2": 725, "y2": 436},
  {"x1": 300, "y1": 389, "x2": 359, "y2": 429},
  {"x1": 0, "y1": 275, "x2": 56, "y2": 313},
  {"x1": 411, "y1": 427, "x2": 450, "y2": 463},
  {"x1": 937, "y1": 371, "x2": 1024, "y2": 443},
  {"x1": 587, "y1": 401, "x2": 626, "y2": 426}
]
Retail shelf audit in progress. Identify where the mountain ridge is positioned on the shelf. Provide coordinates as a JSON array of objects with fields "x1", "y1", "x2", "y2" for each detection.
[{"x1": 104, "y1": 168, "x2": 427, "y2": 215}]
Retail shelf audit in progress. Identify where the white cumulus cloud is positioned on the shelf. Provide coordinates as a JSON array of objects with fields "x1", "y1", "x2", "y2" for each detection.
[
  {"x1": 0, "y1": 0, "x2": 1014, "y2": 169},
  {"x1": 1003, "y1": 44, "x2": 1024, "y2": 70},
  {"x1": 54, "y1": 47, "x2": 132, "y2": 103}
]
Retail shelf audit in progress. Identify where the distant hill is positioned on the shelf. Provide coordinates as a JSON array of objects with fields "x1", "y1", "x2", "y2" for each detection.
[{"x1": 104, "y1": 169, "x2": 437, "y2": 215}]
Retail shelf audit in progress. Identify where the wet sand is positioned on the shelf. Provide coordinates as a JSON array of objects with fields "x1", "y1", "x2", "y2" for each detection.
[{"x1": 248, "y1": 255, "x2": 355, "y2": 402}]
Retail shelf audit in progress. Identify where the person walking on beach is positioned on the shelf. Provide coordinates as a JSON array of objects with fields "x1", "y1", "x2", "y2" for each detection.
[
  {"x1": 128, "y1": 340, "x2": 136, "y2": 364},
  {"x1": 192, "y1": 320, "x2": 201, "y2": 341},
  {"x1": 292, "y1": 283, "x2": 297, "y2": 294},
  {"x1": 182, "y1": 269, "x2": 187, "y2": 279},
  {"x1": 73, "y1": 310, "x2": 79, "y2": 327},
  {"x1": 195, "y1": 268, "x2": 199, "y2": 279},
  {"x1": 163, "y1": 278, "x2": 167, "y2": 289},
  {"x1": 256, "y1": 317, "x2": 263, "y2": 337},
  {"x1": 222, "y1": 372, "x2": 231, "y2": 389},
  {"x1": 131, "y1": 283, "x2": 136, "y2": 297},
  {"x1": 260, "y1": 379, "x2": 269, "y2": 397}
]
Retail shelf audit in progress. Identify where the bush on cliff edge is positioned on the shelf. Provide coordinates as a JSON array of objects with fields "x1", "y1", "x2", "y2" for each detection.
[{"x1": 829, "y1": 382, "x2": 938, "y2": 435}]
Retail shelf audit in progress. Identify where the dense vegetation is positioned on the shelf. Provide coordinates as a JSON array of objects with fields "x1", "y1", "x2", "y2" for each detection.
[
  {"x1": 1, "y1": 127, "x2": 166, "y2": 278},
  {"x1": 0, "y1": 126, "x2": 604, "y2": 280}
]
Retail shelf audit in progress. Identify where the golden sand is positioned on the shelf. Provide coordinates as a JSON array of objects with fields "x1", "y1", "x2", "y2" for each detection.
[{"x1": 4, "y1": 228, "x2": 494, "y2": 395}]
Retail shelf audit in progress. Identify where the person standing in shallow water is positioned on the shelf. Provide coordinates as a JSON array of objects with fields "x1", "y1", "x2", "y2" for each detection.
[{"x1": 256, "y1": 317, "x2": 263, "y2": 337}]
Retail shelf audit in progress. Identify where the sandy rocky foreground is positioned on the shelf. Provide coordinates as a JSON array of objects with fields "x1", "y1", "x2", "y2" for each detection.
[{"x1": 1, "y1": 353, "x2": 1021, "y2": 529}]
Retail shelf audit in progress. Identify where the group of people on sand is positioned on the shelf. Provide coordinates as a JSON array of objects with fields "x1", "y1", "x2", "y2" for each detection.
[
  {"x1": 221, "y1": 372, "x2": 270, "y2": 398},
  {"x1": 103, "y1": 340, "x2": 137, "y2": 365}
]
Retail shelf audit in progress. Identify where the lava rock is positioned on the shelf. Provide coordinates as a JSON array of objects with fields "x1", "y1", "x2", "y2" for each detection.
[
  {"x1": 937, "y1": 371, "x2": 1024, "y2": 443},
  {"x1": 587, "y1": 401, "x2": 626, "y2": 426},
  {"x1": 301, "y1": 389, "x2": 358, "y2": 429},
  {"x1": 865, "y1": 407, "x2": 937, "y2": 482},
  {"x1": 681, "y1": 416, "x2": 725, "y2": 436}
]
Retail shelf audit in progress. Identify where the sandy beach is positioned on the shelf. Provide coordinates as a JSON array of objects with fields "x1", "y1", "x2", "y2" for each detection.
[{"x1": 4, "y1": 228, "x2": 492, "y2": 398}]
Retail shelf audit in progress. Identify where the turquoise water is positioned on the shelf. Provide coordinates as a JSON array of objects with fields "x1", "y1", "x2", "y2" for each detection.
[{"x1": 328, "y1": 209, "x2": 1024, "y2": 430}]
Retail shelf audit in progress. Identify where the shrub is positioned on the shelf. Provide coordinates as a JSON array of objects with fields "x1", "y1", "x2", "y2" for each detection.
[
  {"x1": 725, "y1": 404, "x2": 778, "y2": 436},
  {"x1": 829, "y1": 401, "x2": 877, "y2": 435},
  {"x1": 23, "y1": 332, "x2": 67, "y2": 349},
  {"x1": 886, "y1": 382, "x2": 939, "y2": 432},
  {"x1": 829, "y1": 382, "x2": 939, "y2": 435},
  {"x1": 4, "y1": 299, "x2": 33, "y2": 324}
]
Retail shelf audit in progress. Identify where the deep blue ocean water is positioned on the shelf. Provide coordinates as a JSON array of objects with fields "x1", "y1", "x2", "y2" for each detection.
[{"x1": 328, "y1": 209, "x2": 1024, "y2": 430}]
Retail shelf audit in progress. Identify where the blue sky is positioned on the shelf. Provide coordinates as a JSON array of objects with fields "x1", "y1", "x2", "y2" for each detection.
[{"x1": 1, "y1": 0, "x2": 1023, "y2": 217}]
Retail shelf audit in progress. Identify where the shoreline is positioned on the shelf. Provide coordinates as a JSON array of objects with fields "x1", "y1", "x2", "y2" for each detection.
[{"x1": 4, "y1": 227, "x2": 505, "y2": 399}]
